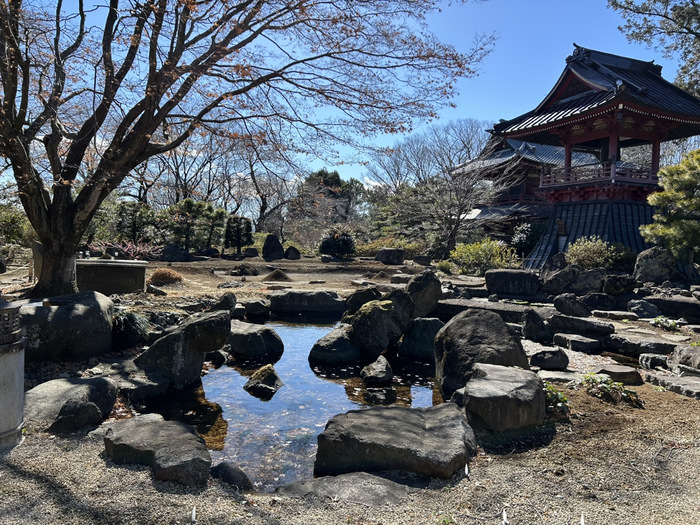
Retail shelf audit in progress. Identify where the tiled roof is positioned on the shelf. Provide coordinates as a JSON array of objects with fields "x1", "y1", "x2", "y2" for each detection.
[{"x1": 494, "y1": 45, "x2": 700, "y2": 141}]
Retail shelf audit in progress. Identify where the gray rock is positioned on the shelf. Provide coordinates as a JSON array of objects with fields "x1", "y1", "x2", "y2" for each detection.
[
  {"x1": 231, "y1": 303, "x2": 246, "y2": 321},
  {"x1": 538, "y1": 370, "x2": 584, "y2": 383},
  {"x1": 24, "y1": 377, "x2": 117, "y2": 433},
  {"x1": 413, "y1": 255, "x2": 432, "y2": 266},
  {"x1": 314, "y1": 404, "x2": 475, "y2": 479},
  {"x1": 639, "y1": 353, "x2": 668, "y2": 370},
  {"x1": 160, "y1": 243, "x2": 192, "y2": 262},
  {"x1": 211, "y1": 462, "x2": 254, "y2": 491},
  {"x1": 627, "y1": 299, "x2": 662, "y2": 318},
  {"x1": 308, "y1": 324, "x2": 362, "y2": 368},
  {"x1": 390, "y1": 273, "x2": 412, "y2": 284},
  {"x1": 645, "y1": 295, "x2": 700, "y2": 323},
  {"x1": 634, "y1": 247, "x2": 682, "y2": 284},
  {"x1": 375, "y1": 248, "x2": 405, "y2": 265},
  {"x1": 343, "y1": 287, "x2": 382, "y2": 318},
  {"x1": 530, "y1": 348, "x2": 569, "y2": 371},
  {"x1": 582, "y1": 293, "x2": 619, "y2": 312},
  {"x1": 407, "y1": 270, "x2": 442, "y2": 317},
  {"x1": 602, "y1": 274, "x2": 636, "y2": 296},
  {"x1": 147, "y1": 284, "x2": 167, "y2": 296},
  {"x1": 484, "y1": 269, "x2": 541, "y2": 297},
  {"x1": 243, "y1": 299, "x2": 270, "y2": 322},
  {"x1": 604, "y1": 333, "x2": 677, "y2": 357},
  {"x1": 645, "y1": 371, "x2": 700, "y2": 399},
  {"x1": 20, "y1": 291, "x2": 114, "y2": 362},
  {"x1": 348, "y1": 290, "x2": 414, "y2": 360},
  {"x1": 243, "y1": 247, "x2": 259, "y2": 258},
  {"x1": 360, "y1": 356, "x2": 393, "y2": 386},
  {"x1": 284, "y1": 246, "x2": 301, "y2": 260},
  {"x1": 243, "y1": 364, "x2": 284, "y2": 400},
  {"x1": 208, "y1": 292, "x2": 237, "y2": 317},
  {"x1": 269, "y1": 290, "x2": 346, "y2": 316},
  {"x1": 262, "y1": 234, "x2": 285, "y2": 262},
  {"x1": 462, "y1": 363, "x2": 546, "y2": 432},
  {"x1": 594, "y1": 364, "x2": 644, "y2": 385},
  {"x1": 398, "y1": 318, "x2": 444, "y2": 362},
  {"x1": 434, "y1": 309, "x2": 529, "y2": 399},
  {"x1": 205, "y1": 348, "x2": 229, "y2": 368},
  {"x1": 553, "y1": 333, "x2": 602, "y2": 354},
  {"x1": 547, "y1": 314, "x2": 615, "y2": 337},
  {"x1": 228, "y1": 320, "x2": 283, "y2": 362},
  {"x1": 435, "y1": 298, "x2": 555, "y2": 324},
  {"x1": 521, "y1": 308, "x2": 553, "y2": 344},
  {"x1": 134, "y1": 311, "x2": 231, "y2": 390},
  {"x1": 553, "y1": 293, "x2": 591, "y2": 317},
  {"x1": 276, "y1": 472, "x2": 416, "y2": 506},
  {"x1": 542, "y1": 265, "x2": 605, "y2": 296},
  {"x1": 570, "y1": 267, "x2": 606, "y2": 295},
  {"x1": 592, "y1": 310, "x2": 638, "y2": 321},
  {"x1": 103, "y1": 416, "x2": 211, "y2": 486},
  {"x1": 668, "y1": 345, "x2": 700, "y2": 373}
]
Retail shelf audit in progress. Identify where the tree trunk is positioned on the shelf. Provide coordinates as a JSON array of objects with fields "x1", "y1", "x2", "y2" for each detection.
[{"x1": 31, "y1": 242, "x2": 79, "y2": 298}]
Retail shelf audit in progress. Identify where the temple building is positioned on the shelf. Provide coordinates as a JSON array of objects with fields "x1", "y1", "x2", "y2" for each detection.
[{"x1": 489, "y1": 44, "x2": 700, "y2": 268}]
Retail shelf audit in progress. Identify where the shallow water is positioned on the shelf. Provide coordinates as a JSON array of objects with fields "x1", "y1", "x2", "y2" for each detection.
[{"x1": 201, "y1": 322, "x2": 435, "y2": 492}]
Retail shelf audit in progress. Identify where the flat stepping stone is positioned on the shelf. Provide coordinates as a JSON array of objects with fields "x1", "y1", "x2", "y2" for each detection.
[
  {"x1": 645, "y1": 372, "x2": 700, "y2": 399},
  {"x1": 592, "y1": 310, "x2": 639, "y2": 321},
  {"x1": 548, "y1": 314, "x2": 615, "y2": 337},
  {"x1": 276, "y1": 472, "x2": 417, "y2": 506},
  {"x1": 592, "y1": 364, "x2": 643, "y2": 385},
  {"x1": 435, "y1": 298, "x2": 556, "y2": 324},
  {"x1": 103, "y1": 415, "x2": 211, "y2": 486},
  {"x1": 604, "y1": 333, "x2": 677, "y2": 357},
  {"x1": 553, "y1": 333, "x2": 601, "y2": 354},
  {"x1": 538, "y1": 370, "x2": 584, "y2": 383},
  {"x1": 314, "y1": 404, "x2": 475, "y2": 479}
]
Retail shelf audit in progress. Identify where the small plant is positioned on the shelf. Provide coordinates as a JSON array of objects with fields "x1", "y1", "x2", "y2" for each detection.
[
  {"x1": 650, "y1": 316, "x2": 679, "y2": 331},
  {"x1": 511, "y1": 221, "x2": 546, "y2": 255},
  {"x1": 543, "y1": 381, "x2": 570, "y2": 415},
  {"x1": 354, "y1": 236, "x2": 425, "y2": 258},
  {"x1": 318, "y1": 226, "x2": 356, "y2": 258},
  {"x1": 564, "y1": 235, "x2": 623, "y2": 269},
  {"x1": 580, "y1": 373, "x2": 644, "y2": 408},
  {"x1": 112, "y1": 310, "x2": 150, "y2": 349},
  {"x1": 147, "y1": 268, "x2": 184, "y2": 286},
  {"x1": 436, "y1": 259, "x2": 453, "y2": 274},
  {"x1": 438, "y1": 515, "x2": 456, "y2": 525},
  {"x1": 450, "y1": 238, "x2": 520, "y2": 276}
]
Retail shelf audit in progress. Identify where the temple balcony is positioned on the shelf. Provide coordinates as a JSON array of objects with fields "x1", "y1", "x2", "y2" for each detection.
[{"x1": 540, "y1": 163, "x2": 659, "y2": 189}]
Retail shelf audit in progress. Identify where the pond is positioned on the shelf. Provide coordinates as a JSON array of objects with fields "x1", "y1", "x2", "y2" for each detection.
[{"x1": 200, "y1": 322, "x2": 437, "y2": 492}]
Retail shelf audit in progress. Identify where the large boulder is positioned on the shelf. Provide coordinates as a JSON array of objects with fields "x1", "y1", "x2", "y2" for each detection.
[
  {"x1": 521, "y1": 308, "x2": 553, "y2": 344},
  {"x1": 434, "y1": 309, "x2": 529, "y2": 399},
  {"x1": 284, "y1": 246, "x2": 301, "y2": 260},
  {"x1": 484, "y1": 269, "x2": 541, "y2": 297},
  {"x1": 398, "y1": 318, "x2": 444, "y2": 362},
  {"x1": 314, "y1": 403, "x2": 476, "y2": 479},
  {"x1": 160, "y1": 244, "x2": 192, "y2": 262},
  {"x1": 20, "y1": 291, "x2": 114, "y2": 362},
  {"x1": 602, "y1": 274, "x2": 636, "y2": 296},
  {"x1": 667, "y1": 345, "x2": 700, "y2": 373},
  {"x1": 530, "y1": 348, "x2": 569, "y2": 371},
  {"x1": 406, "y1": 271, "x2": 442, "y2": 317},
  {"x1": 634, "y1": 247, "x2": 682, "y2": 284},
  {"x1": 541, "y1": 265, "x2": 605, "y2": 296},
  {"x1": 547, "y1": 314, "x2": 615, "y2": 338},
  {"x1": 308, "y1": 324, "x2": 363, "y2": 368},
  {"x1": 343, "y1": 287, "x2": 382, "y2": 318},
  {"x1": 276, "y1": 472, "x2": 416, "y2": 506},
  {"x1": 103, "y1": 415, "x2": 211, "y2": 486},
  {"x1": 553, "y1": 293, "x2": 591, "y2": 317},
  {"x1": 134, "y1": 311, "x2": 231, "y2": 390},
  {"x1": 348, "y1": 290, "x2": 414, "y2": 360},
  {"x1": 24, "y1": 377, "x2": 117, "y2": 433},
  {"x1": 228, "y1": 320, "x2": 284, "y2": 362},
  {"x1": 269, "y1": 290, "x2": 346, "y2": 317},
  {"x1": 262, "y1": 234, "x2": 285, "y2": 262},
  {"x1": 644, "y1": 295, "x2": 700, "y2": 324},
  {"x1": 627, "y1": 299, "x2": 662, "y2": 318},
  {"x1": 461, "y1": 363, "x2": 545, "y2": 432},
  {"x1": 374, "y1": 248, "x2": 405, "y2": 265}
]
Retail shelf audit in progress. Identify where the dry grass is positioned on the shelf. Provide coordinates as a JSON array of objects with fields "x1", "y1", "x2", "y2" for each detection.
[{"x1": 146, "y1": 268, "x2": 184, "y2": 287}]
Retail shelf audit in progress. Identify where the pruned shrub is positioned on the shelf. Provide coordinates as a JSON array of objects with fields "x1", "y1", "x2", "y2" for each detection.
[
  {"x1": 450, "y1": 238, "x2": 520, "y2": 276},
  {"x1": 355, "y1": 236, "x2": 425, "y2": 259},
  {"x1": 565, "y1": 236, "x2": 623, "y2": 270},
  {"x1": 147, "y1": 268, "x2": 183, "y2": 286},
  {"x1": 318, "y1": 226, "x2": 356, "y2": 258},
  {"x1": 511, "y1": 221, "x2": 546, "y2": 256}
]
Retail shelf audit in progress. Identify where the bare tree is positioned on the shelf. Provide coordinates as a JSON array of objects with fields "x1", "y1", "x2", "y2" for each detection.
[{"x1": 0, "y1": 0, "x2": 493, "y2": 296}]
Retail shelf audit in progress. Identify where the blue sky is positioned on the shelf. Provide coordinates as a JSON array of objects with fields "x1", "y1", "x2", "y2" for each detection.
[{"x1": 330, "y1": 0, "x2": 682, "y2": 180}]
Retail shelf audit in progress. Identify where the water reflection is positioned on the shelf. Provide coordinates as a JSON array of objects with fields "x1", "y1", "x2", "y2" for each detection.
[{"x1": 201, "y1": 321, "x2": 435, "y2": 492}]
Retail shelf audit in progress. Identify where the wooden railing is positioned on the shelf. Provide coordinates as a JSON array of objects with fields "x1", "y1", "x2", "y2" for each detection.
[{"x1": 540, "y1": 163, "x2": 658, "y2": 188}]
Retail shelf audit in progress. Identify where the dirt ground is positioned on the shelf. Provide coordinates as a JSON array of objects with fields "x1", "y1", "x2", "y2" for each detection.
[{"x1": 1, "y1": 256, "x2": 699, "y2": 524}]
